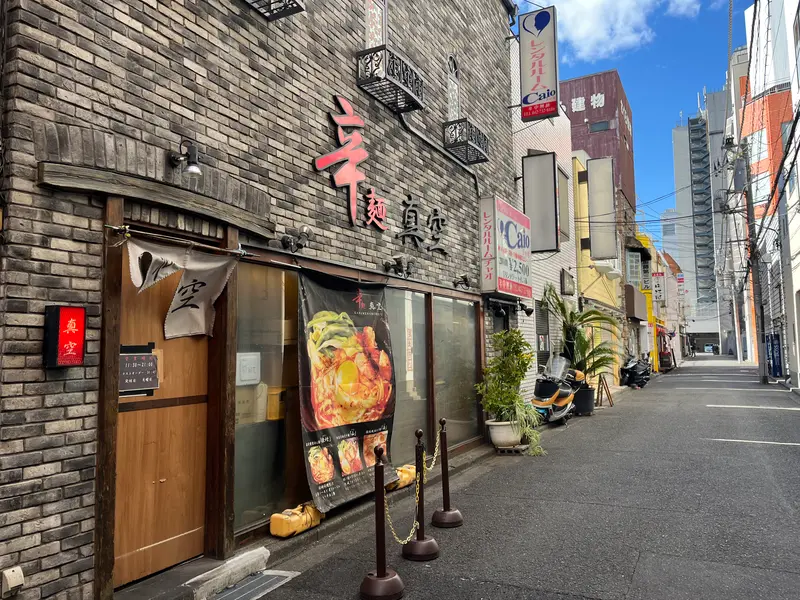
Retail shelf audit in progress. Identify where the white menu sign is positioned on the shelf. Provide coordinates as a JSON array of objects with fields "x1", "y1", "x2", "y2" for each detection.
[
  {"x1": 480, "y1": 197, "x2": 533, "y2": 300},
  {"x1": 652, "y1": 272, "x2": 665, "y2": 302}
]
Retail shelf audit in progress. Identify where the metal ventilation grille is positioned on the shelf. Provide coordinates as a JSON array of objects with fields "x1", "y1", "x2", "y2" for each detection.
[
  {"x1": 244, "y1": 0, "x2": 306, "y2": 21},
  {"x1": 212, "y1": 571, "x2": 298, "y2": 600}
]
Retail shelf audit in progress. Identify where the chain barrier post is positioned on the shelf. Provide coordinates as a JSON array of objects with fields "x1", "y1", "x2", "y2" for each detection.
[
  {"x1": 432, "y1": 418, "x2": 463, "y2": 528},
  {"x1": 360, "y1": 446, "x2": 405, "y2": 600},
  {"x1": 401, "y1": 429, "x2": 440, "y2": 561}
]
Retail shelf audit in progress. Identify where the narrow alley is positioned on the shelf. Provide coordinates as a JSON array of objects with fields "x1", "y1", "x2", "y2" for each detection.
[{"x1": 266, "y1": 358, "x2": 800, "y2": 600}]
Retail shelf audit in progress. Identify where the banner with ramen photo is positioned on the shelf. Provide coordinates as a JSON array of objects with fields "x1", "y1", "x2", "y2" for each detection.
[{"x1": 298, "y1": 271, "x2": 398, "y2": 512}]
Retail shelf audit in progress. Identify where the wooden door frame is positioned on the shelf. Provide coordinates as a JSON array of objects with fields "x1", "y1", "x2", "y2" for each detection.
[{"x1": 95, "y1": 197, "x2": 238, "y2": 600}]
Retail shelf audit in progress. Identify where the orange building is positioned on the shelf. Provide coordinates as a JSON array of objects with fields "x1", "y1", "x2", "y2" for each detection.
[{"x1": 740, "y1": 81, "x2": 793, "y2": 219}]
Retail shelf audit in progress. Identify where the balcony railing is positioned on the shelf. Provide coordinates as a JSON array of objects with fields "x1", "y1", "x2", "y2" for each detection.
[
  {"x1": 442, "y1": 118, "x2": 489, "y2": 164},
  {"x1": 356, "y1": 45, "x2": 425, "y2": 113},
  {"x1": 244, "y1": 0, "x2": 306, "y2": 20}
]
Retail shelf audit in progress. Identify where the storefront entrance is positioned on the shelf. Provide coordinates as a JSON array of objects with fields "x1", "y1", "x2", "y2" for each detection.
[{"x1": 113, "y1": 248, "x2": 208, "y2": 587}]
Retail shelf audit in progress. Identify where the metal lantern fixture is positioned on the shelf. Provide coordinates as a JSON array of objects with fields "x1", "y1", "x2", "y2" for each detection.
[
  {"x1": 243, "y1": 0, "x2": 306, "y2": 21},
  {"x1": 168, "y1": 140, "x2": 202, "y2": 182},
  {"x1": 281, "y1": 225, "x2": 314, "y2": 253}
]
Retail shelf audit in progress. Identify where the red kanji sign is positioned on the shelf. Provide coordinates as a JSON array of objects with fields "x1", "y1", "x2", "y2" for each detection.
[
  {"x1": 313, "y1": 96, "x2": 369, "y2": 225},
  {"x1": 44, "y1": 306, "x2": 86, "y2": 368}
]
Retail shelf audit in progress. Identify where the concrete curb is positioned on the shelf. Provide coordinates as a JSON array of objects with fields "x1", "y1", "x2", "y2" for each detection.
[{"x1": 185, "y1": 548, "x2": 271, "y2": 600}]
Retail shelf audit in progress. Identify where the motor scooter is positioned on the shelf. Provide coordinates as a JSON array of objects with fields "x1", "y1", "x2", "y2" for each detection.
[
  {"x1": 530, "y1": 356, "x2": 585, "y2": 424},
  {"x1": 619, "y1": 354, "x2": 651, "y2": 388}
]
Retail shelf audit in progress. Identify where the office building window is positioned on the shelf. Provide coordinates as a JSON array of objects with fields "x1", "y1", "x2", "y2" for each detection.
[
  {"x1": 751, "y1": 172, "x2": 770, "y2": 205},
  {"x1": 590, "y1": 121, "x2": 610, "y2": 133},
  {"x1": 746, "y1": 129, "x2": 767, "y2": 163}
]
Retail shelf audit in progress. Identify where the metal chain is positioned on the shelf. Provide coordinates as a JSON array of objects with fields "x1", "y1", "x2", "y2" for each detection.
[
  {"x1": 423, "y1": 430, "x2": 442, "y2": 484},
  {"x1": 384, "y1": 472, "x2": 420, "y2": 545}
]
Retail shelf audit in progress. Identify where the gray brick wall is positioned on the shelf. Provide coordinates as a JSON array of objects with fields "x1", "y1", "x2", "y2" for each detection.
[{"x1": 0, "y1": 0, "x2": 515, "y2": 597}]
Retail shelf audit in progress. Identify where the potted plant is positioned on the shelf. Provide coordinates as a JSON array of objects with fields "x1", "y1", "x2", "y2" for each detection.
[
  {"x1": 543, "y1": 284, "x2": 619, "y2": 365},
  {"x1": 542, "y1": 284, "x2": 619, "y2": 415},
  {"x1": 475, "y1": 329, "x2": 544, "y2": 454},
  {"x1": 570, "y1": 330, "x2": 618, "y2": 415}
]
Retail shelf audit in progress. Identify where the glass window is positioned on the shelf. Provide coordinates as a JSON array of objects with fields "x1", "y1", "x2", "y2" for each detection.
[
  {"x1": 626, "y1": 251, "x2": 642, "y2": 288},
  {"x1": 751, "y1": 172, "x2": 770, "y2": 205},
  {"x1": 447, "y1": 55, "x2": 460, "y2": 121},
  {"x1": 234, "y1": 264, "x2": 304, "y2": 532},
  {"x1": 434, "y1": 297, "x2": 479, "y2": 446},
  {"x1": 746, "y1": 129, "x2": 768, "y2": 163},
  {"x1": 558, "y1": 167, "x2": 570, "y2": 241},
  {"x1": 366, "y1": 0, "x2": 386, "y2": 48},
  {"x1": 782, "y1": 121, "x2": 792, "y2": 152},
  {"x1": 590, "y1": 121, "x2": 610, "y2": 132},
  {"x1": 385, "y1": 289, "x2": 428, "y2": 465}
]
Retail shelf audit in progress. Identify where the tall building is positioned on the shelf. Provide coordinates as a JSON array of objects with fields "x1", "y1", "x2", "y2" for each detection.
[
  {"x1": 660, "y1": 208, "x2": 679, "y2": 260},
  {"x1": 560, "y1": 71, "x2": 638, "y2": 352},
  {"x1": 671, "y1": 91, "x2": 731, "y2": 352}
]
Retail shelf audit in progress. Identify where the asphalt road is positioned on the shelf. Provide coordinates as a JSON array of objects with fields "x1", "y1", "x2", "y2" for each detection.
[{"x1": 267, "y1": 356, "x2": 800, "y2": 600}]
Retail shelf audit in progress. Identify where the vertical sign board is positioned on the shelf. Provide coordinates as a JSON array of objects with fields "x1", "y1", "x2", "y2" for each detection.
[
  {"x1": 43, "y1": 306, "x2": 86, "y2": 368},
  {"x1": 523, "y1": 153, "x2": 559, "y2": 253},
  {"x1": 652, "y1": 272, "x2": 666, "y2": 302},
  {"x1": 481, "y1": 196, "x2": 533, "y2": 299},
  {"x1": 587, "y1": 158, "x2": 617, "y2": 260},
  {"x1": 677, "y1": 273, "x2": 685, "y2": 302},
  {"x1": 641, "y1": 261, "x2": 652, "y2": 291},
  {"x1": 519, "y1": 6, "x2": 559, "y2": 122}
]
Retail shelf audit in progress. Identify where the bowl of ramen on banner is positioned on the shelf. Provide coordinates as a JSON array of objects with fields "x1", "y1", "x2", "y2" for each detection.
[{"x1": 304, "y1": 311, "x2": 393, "y2": 430}]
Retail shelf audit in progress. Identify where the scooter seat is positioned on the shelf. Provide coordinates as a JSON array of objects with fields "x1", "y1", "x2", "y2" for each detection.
[{"x1": 557, "y1": 386, "x2": 572, "y2": 399}]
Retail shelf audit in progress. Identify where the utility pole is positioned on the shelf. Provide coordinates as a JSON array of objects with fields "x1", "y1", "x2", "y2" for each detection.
[{"x1": 742, "y1": 140, "x2": 768, "y2": 383}]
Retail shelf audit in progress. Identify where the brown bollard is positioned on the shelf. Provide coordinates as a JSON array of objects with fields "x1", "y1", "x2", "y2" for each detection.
[
  {"x1": 432, "y1": 418, "x2": 464, "y2": 528},
  {"x1": 360, "y1": 446, "x2": 405, "y2": 600},
  {"x1": 401, "y1": 429, "x2": 440, "y2": 561}
]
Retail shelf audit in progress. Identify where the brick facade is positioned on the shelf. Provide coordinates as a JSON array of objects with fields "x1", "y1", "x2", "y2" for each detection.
[{"x1": 0, "y1": 1, "x2": 515, "y2": 597}]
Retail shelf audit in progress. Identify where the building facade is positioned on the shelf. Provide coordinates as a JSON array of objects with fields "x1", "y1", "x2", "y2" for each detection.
[
  {"x1": 560, "y1": 70, "x2": 637, "y2": 362},
  {"x1": 0, "y1": 1, "x2": 519, "y2": 597}
]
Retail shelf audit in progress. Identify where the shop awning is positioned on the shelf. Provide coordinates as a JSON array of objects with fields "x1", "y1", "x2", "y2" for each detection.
[{"x1": 625, "y1": 236, "x2": 652, "y2": 260}]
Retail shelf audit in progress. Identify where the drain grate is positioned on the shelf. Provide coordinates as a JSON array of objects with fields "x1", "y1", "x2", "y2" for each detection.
[{"x1": 212, "y1": 570, "x2": 298, "y2": 600}]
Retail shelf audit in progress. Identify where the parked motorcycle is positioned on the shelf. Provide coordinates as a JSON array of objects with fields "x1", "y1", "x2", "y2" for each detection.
[
  {"x1": 619, "y1": 354, "x2": 651, "y2": 388},
  {"x1": 530, "y1": 356, "x2": 585, "y2": 424}
]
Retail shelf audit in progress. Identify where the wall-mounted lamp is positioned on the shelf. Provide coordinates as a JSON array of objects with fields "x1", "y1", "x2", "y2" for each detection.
[
  {"x1": 169, "y1": 140, "x2": 202, "y2": 181},
  {"x1": 453, "y1": 274, "x2": 471, "y2": 289},
  {"x1": 281, "y1": 225, "x2": 314, "y2": 253},
  {"x1": 518, "y1": 302, "x2": 534, "y2": 317},
  {"x1": 384, "y1": 255, "x2": 415, "y2": 279}
]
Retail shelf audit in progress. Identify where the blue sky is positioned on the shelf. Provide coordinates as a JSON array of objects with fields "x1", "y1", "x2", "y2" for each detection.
[{"x1": 534, "y1": 0, "x2": 748, "y2": 245}]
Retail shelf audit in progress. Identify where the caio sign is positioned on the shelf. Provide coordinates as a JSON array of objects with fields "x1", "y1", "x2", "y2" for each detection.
[{"x1": 480, "y1": 196, "x2": 533, "y2": 300}]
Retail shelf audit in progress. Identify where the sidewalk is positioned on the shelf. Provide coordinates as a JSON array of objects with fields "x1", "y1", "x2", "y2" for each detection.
[{"x1": 264, "y1": 405, "x2": 636, "y2": 600}]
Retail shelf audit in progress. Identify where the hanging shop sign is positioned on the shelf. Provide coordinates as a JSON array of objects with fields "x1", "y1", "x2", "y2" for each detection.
[
  {"x1": 677, "y1": 272, "x2": 685, "y2": 299},
  {"x1": 43, "y1": 306, "x2": 86, "y2": 368},
  {"x1": 480, "y1": 196, "x2": 533, "y2": 300},
  {"x1": 652, "y1": 272, "x2": 665, "y2": 302},
  {"x1": 298, "y1": 271, "x2": 398, "y2": 512},
  {"x1": 560, "y1": 268, "x2": 575, "y2": 296},
  {"x1": 164, "y1": 252, "x2": 238, "y2": 339},
  {"x1": 642, "y1": 261, "x2": 652, "y2": 291},
  {"x1": 587, "y1": 158, "x2": 617, "y2": 260},
  {"x1": 519, "y1": 6, "x2": 559, "y2": 122},
  {"x1": 125, "y1": 238, "x2": 239, "y2": 339},
  {"x1": 523, "y1": 153, "x2": 559, "y2": 253}
]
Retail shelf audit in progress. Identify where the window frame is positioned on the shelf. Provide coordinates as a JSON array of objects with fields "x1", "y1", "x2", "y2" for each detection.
[
  {"x1": 626, "y1": 250, "x2": 642, "y2": 289},
  {"x1": 590, "y1": 121, "x2": 610, "y2": 133},
  {"x1": 447, "y1": 54, "x2": 460, "y2": 121}
]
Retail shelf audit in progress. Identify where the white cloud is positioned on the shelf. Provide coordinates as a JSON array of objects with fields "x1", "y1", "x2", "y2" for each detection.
[
  {"x1": 710, "y1": 0, "x2": 727, "y2": 9},
  {"x1": 666, "y1": 0, "x2": 701, "y2": 17},
  {"x1": 538, "y1": 0, "x2": 700, "y2": 63}
]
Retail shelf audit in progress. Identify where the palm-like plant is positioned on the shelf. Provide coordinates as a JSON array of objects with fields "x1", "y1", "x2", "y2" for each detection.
[
  {"x1": 571, "y1": 329, "x2": 618, "y2": 379},
  {"x1": 543, "y1": 283, "x2": 619, "y2": 366}
]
